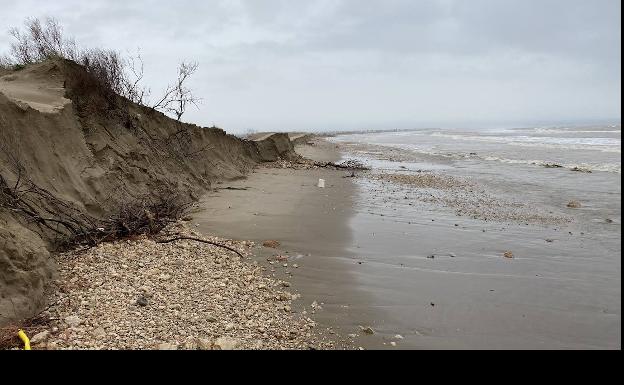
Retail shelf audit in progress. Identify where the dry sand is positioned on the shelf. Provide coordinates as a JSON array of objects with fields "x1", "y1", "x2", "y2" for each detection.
[{"x1": 0, "y1": 65, "x2": 71, "y2": 113}]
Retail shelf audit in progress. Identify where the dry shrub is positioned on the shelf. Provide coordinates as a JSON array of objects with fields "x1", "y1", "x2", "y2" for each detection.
[
  {"x1": 5, "y1": 17, "x2": 197, "y2": 120},
  {"x1": 102, "y1": 188, "x2": 193, "y2": 240},
  {"x1": 1, "y1": 165, "x2": 192, "y2": 250},
  {"x1": 64, "y1": 57, "x2": 120, "y2": 114}
]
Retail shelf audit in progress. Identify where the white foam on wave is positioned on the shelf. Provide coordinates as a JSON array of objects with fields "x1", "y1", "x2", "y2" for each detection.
[
  {"x1": 480, "y1": 156, "x2": 622, "y2": 174},
  {"x1": 429, "y1": 132, "x2": 621, "y2": 153},
  {"x1": 533, "y1": 128, "x2": 622, "y2": 134}
]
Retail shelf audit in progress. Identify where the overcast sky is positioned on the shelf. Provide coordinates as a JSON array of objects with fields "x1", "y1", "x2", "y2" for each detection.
[{"x1": 1, "y1": 0, "x2": 621, "y2": 133}]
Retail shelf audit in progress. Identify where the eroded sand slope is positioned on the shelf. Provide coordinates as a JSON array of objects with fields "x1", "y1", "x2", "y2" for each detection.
[{"x1": 0, "y1": 60, "x2": 295, "y2": 323}]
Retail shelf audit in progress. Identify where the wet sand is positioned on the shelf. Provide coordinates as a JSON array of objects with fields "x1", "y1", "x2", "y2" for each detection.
[
  {"x1": 196, "y1": 138, "x2": 621, "y2": 350},
  {"x1": 195, "y1": 142, "x2": 389, "y2": 349}
]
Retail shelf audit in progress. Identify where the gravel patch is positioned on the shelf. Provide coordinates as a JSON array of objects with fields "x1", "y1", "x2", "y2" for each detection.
[
  {"x1": 33, "y1": 223, "x2": 334, "y2": 350},
  {"x1": 366, "y1": 171, "x2": 569, "y2": 225}
]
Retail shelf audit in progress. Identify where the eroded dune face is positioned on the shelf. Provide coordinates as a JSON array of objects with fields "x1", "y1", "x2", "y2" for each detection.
[
  {"x1": 0, "y1": 62, "x2": 71, "y2": 114},
  {"x1": 0, "y1": 59, "x2": 297, "y2": 324}
]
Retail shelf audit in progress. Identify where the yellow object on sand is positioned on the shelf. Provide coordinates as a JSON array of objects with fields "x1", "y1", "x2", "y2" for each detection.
[{"x1": 18, "y1": 330, "x2": 31, "y2": 350}]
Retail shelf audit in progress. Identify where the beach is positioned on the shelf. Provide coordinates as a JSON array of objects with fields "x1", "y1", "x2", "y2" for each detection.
[
  {"x1": 198, "y1": 128, "x2": 621, "y2": 350},
  {"x1": 1, "y1": 6, "x2": 620, "y2": 351}
]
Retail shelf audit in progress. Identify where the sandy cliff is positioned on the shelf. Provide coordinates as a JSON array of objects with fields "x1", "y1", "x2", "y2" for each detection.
[{"x1": 0, "y1": 60, "x2": 295, "y2": 323}]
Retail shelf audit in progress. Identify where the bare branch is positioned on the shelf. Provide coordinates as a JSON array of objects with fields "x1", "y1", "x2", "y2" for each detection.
[{"x1": 153, "y1": 61, "x2": 201, "y2": 121}]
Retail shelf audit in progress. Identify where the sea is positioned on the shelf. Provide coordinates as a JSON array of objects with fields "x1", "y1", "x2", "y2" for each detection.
[{"x1": 327, "y1": 124, "x2": 621, "y2": 349}]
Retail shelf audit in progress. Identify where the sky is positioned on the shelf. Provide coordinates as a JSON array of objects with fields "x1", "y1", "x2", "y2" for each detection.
[{"x1": 0, "y1": 0, "x2": 621, "y2": 133}]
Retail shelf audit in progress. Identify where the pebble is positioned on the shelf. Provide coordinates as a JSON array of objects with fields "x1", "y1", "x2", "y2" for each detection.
[
  {"x1": 136, "y1": 296, "x2": 149, "y2": 307},
  {"x1": 213, "y1": 337, "x2": 241, "y2": 350},
  {"x1": 93, "y1": 327, "x2": 106, "y2": 339},
  {"x1": 30, "y1": 331, "x2": 50, "y2": 345},
  {"x1": 567, "y1": 201, "x2": 582, "y2": 209},
  {"x1": 65, "y1": 315, "x2": 82, "y2": 327},
  {"x1": 36, "y1": 223, "x2": 334, "y2": 351},
  {"x1": 360, "y1": 326, "x2": 375, "y2": 335}
]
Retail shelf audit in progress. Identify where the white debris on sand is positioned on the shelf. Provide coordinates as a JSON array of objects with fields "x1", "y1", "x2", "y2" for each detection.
[{"x1": 36, "y1": 223, "x2": 334, "y2": 350}]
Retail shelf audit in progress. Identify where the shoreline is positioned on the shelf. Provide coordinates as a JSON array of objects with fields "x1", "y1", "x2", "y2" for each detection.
[
  {"x1": 195, "y1": 134, "x2": 620, "y2": 350},
  {"x1": 326, "y1": 136, "x2": 620, "y2": 350},
  {"x1": 195, "y1": 139, "x2": 389, "y2": 349},
  {"x1": 11, "y1": 137, "x2": 366, "y2": 350},
  {"x1": 12, "y1": 135, "x2": 619, "y2": 350}
]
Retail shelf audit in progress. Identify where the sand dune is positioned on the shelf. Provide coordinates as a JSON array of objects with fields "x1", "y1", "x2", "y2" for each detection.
[{"x1": 0, "y1": 62, "x2": 71, "y2": 113}]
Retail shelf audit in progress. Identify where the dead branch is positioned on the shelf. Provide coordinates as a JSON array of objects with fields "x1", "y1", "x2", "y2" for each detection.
[
  {"x1": 156, "y1": 236, "x2": 246, "y2": 259},
  {"x1": 152, "y1": 61, "x2": 201, "y2": 121},
  {"x1": 304, "y1": 160, "x2": 370, "y2": 171}
]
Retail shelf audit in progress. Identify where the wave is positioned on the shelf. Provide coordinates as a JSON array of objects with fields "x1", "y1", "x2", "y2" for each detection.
[
  {"x1": 480, "y1": 156, "x2": 621, "y2": 174},
  {"x1": 429, "y1": 132, "x2": 621, "y2": 153},
  {"x1": 533, "y1": 128, "x2": 621, "y2": 134}
]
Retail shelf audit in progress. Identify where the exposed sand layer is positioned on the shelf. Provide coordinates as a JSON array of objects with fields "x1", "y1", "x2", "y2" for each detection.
[
  {"x1": 26, "y1": 223, "x2": 332, "y2": 350},
  {"x1": 0, "y1": 64, "x2": 71, "y2": 113},
  {"x1": 0, "y1": 60, "x2": 297, "y2": 324}
]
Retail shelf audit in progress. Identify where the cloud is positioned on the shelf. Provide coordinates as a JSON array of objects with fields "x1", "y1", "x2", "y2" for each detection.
[{"x1": 0, "y1": 0, "x2": 620, "y2": 132}]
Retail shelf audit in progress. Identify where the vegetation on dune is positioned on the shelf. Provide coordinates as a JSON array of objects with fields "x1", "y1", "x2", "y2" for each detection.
[{"x1": 1, "y1": 16, "x2": 201, "y2": 121}]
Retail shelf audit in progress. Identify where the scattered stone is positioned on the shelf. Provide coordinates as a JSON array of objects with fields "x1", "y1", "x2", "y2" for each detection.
[
  {"x1": 360, "y1": 326, "x2": 375, "y2": 335},
  {"x1": 135, "y1": 296, "x2": 149, "y2": 307},
  {"x1": 263, "y1": 240, "x2": 281, "y2": 249},
  {"x1": 504, "y1": 251, "x2": 514, "y2": 259},
  {"x1": 30, "y1": 331, "x2": 50, "y2": 345},
  {"x1": 182, "y1": 338, "x2": 198, "y2": 350},
  {"x1": 93, "y1": 327, "x2": 106, "y2": 339},
  {"x1": 37, "y1": 223, "x2": 333, "y2": 350},
  {"x1": 64, "y1": 315, "x2": 82, "y2": 327},
  {"x1": 197, "y1": 338, "x2": 214, "y2": 350},
  {"x1": 390, "y1": 342, "x2": 397, "y2": 347},
  {"x1": 213, "y1": 337, "x2": 241, "y2": 350},
  {"x1": 567, "y1": 201, "x2": 582, "y2": 209},
  {"x1": 394, "y1": 334, "x2": 404, "y2": 340}
]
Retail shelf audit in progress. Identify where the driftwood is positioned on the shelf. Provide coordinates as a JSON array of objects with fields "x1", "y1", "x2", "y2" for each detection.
[
  {"x1": 156, "y1": 236, "x2": 245, "y2": 259},
  {"x1": 213, "y1": 187, "x2": 249, "y2": 192},
  {"x1": 309, "y1": 160, "x2": 370, "y2": 171},
  {"x1": 290, "y1": 159, "x2": 370, "y2": 171}
]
